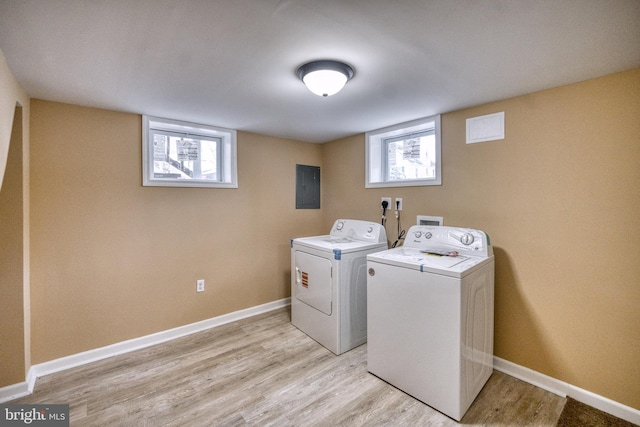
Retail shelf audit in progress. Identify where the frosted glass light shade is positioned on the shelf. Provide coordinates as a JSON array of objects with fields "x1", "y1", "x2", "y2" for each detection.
[
  {"x1": 302, "y1": 69, "x2": 348, "y2": 97},
  {"x1": 297, "y1": 60, "x2": 354, "y2": 97}
]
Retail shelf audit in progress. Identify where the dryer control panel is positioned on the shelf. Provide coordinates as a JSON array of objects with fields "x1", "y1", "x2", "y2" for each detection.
[
  {"x1": 330, "y1": 219, "x2": 387, "y2": 244},
  {"x1": 404, "y1": 225, "x2": 492, "y2": 257}
]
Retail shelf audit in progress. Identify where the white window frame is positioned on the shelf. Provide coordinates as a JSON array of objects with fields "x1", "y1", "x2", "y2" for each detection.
[
  {"x1": 142, "y1": 115, "x2": 238, "y2": 188},
  {"x1": 365, "y1": 115, "x2": 442, "y2": 188}
]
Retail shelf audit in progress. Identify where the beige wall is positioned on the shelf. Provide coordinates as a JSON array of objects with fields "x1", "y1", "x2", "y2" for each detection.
[
  {"x1": 29, "y1": 100, "x2": 324, "y2": 363},
  {"x1": 322, "y1": 68, "x2": 640, "y2": 409},
  {"x1": 0, "y1": 47, "x2": 30, "y2": 388},
  {"x1": 0, "y1": 109, "x2": 24, "y2": 386}
]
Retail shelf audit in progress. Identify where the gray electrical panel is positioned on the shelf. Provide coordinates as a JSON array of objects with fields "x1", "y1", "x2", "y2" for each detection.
[{"x1": 296, "y1": 164, "x2": 320, "y2": 209}]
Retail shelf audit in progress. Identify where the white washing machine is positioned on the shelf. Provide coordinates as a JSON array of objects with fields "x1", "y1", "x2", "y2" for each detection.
[
  {"x1": 366, "y1": 225, "x2": 494, "y2": 421},
  {"x1": 291, "y1": 219, "x2": 387, "y2": 355}
]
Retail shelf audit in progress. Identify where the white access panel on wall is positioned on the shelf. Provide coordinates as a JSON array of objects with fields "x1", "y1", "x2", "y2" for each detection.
[{"x1": 466, "y1": 112, "x2": 504, "y2": 144}]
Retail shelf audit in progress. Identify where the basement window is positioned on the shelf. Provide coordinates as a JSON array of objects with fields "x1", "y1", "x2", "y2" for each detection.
[
  {"x1": 142, "y1": 116, "x2": 238, "y2": 188},
  {"x1": 365, "y1": 115, "x2": 441, "y2": 188}
]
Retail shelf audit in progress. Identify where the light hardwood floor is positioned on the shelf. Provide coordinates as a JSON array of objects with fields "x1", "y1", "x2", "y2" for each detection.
[{"x1": 13, "y1": 308, "x2": 565, "y2": 426}]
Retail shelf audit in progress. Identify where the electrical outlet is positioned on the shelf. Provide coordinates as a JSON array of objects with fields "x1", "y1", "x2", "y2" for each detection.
[
  {"x1": 395, "y1": 198, "x2": 403, "y2": 210},
  {"x1": 381, "y1": 197, "x2": 392, "y2": 209},
  {"x1": 196, "y1": 279, "x2": 205, "y2": 292}
]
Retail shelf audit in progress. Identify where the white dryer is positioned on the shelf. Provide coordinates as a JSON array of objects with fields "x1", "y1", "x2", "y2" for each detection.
[
  {"x1": 366, "y1": 225, "x2": 494, "y2": 421},
  {"x1": 291, "y1": 219, "x2": 387, "y2": 355}
]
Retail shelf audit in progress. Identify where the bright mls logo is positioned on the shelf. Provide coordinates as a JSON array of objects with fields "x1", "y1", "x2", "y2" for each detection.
[{"x1": 0, "y1": 404, "x2": 69, "y2": 426}]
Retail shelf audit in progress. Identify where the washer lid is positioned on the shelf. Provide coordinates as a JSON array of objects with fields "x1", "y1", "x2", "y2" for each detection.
[
  {"x1": 367, "y1": 247, "x2": 492, "y2": 278},
  {"x1": 293, "y1": 235, "x2": 387, "y2": 254}
]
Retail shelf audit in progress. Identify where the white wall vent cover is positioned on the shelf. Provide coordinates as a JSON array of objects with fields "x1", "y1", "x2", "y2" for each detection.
[
  {"x1": 417, "y1": 215, "x2": 443, "y2": 226},
  {"x1": 466, "y1": 112, "x2": 505, "y2": 144}
]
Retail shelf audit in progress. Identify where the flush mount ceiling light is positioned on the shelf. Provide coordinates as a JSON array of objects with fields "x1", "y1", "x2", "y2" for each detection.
[{"x1": 297, "y1": 60, "x2": 354, "y2": 97}]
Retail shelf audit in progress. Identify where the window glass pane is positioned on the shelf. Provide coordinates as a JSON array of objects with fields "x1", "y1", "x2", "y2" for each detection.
[
  {"x1": 385, "y1": 131, "x2": 436, "y2": 181},
  {"x1": 151, "y1": 132, "x2": 219, "y2": 181}
]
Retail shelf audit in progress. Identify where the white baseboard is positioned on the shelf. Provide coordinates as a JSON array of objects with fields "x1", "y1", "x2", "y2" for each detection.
[
  {"x1": 0, "y1": 381, "x2": 30, "y2": 403},
  {"x1": 493, "y1": 356, "x2": 569, "y2": 397},
  {"x1": 494, "y1": 356, "x2": 640, "y2": 425},
  {"x1": 567, "y1": 384, "x2": 640, "y2": 426},
  {"x1": 0, "y1": 297, "x2": 290, "y2": 403}
]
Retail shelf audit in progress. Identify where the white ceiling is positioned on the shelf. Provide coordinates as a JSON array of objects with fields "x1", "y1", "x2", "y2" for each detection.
[{"x1": 1, "y1": 0, "x2": 639, "y2": 143}]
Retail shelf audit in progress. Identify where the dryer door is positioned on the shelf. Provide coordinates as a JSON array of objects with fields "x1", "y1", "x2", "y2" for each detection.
[{"x1": 294, "y1": 250, "x2": 332, "y2": 315}]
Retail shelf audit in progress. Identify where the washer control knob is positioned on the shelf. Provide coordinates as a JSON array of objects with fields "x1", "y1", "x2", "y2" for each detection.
[
  {"x1": 425, "y1": 232, "x2": 432, "y2": 239},
  {"x1": 414, "y1": 231, "x2": 422, "y2": 238},
  {"x1": 460, "y1": 233, "x2": 475, "y2": 245},
  {"x1": 367, "y1": 226, "x2": 374, "y2": 233},
  {"x1": 336, "y1": 221, "x2": 344, "y2": 231}
]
